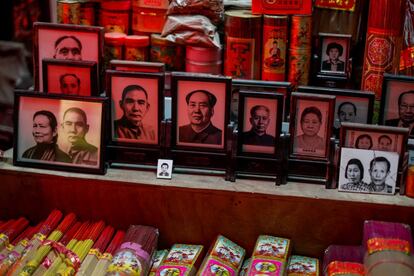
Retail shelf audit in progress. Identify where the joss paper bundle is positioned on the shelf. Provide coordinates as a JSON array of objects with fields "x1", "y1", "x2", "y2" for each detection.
[
  {"x1": 91, "y1": 230, "x2": 125, "y2": 276},
  {"x1": 323, "y1": 245, "x2": 365, "y2": 276}
]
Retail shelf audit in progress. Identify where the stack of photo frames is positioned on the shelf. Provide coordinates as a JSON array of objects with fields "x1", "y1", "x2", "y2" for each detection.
[
  {"x1": 336, "y1": 123, "x2": 409, "y2": 195},
  {"x1": 14, "y1": 22, "x2": 107, "y2": 174}
]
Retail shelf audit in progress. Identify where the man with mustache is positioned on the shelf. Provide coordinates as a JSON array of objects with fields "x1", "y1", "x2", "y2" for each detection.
[
  {"x1": 61, "y1": 107, "x2": 98, "y2": 166},
  {"x1": 179, "y1": 90, "x2": 222, "y2": 144},
  {"x1": 385, "y1": 90, "x2": 414, "y2": 136},
  {"x1": 242, "y1": 105, "x2": 275, "y2": 146},
  {"x1": 114, "y1": 84, "x2": 155, "y2": 142}
]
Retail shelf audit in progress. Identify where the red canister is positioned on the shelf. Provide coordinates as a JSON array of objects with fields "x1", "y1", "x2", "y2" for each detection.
[
  {"x1": 262, "y1": 15, "x2": 288, "y2": 81},
  {"x1": 150, "y1": 34, "x2": 185, "y2": 71},
  {"x1": 185, "y1": 46, "x2": 222, "y2": 75},
  {"x1": 132, "y1": 0, "x2": 169, "y2": 9},
  {"x1": 224, "y1": 10, "x2": 262, "y2": 80},
  {"x1": 132, "y1": 6, "x2": 167, "y2": 34},
  {"x1": 124, "y1": 35, "x2": 150, "y2": 61},
  {"x1": 101, "y1": 0, "x2": 131, "y2": 33},
  {"x1": 57, "y1": 0, "x2": 81, "y2": 24},
  {"x1": 79, "y1": 0, "x2": 96, "y2": 26},
  {"x1": 105, "y1": 32, "x2": 127, "y2": 67}
]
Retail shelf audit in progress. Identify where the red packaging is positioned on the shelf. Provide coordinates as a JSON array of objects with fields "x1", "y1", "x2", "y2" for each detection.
[
  {"x1": 361, "y1": 0, "x2": 405, "y2": 100},
  {"x1": 105, "y1": 32, "x2": 127, "y2": 66},
  {"x1": 252, "y1": 0, "x2": 312, "y2": 15},
  {"x1": 132, "y1": 6, "x2": 166, "y2": 34},
  {"x1": 224, "y1": 10, "x2": 262, "y2": 80},
  {"x1": 133, "y1": 0, "x2": 169, "y2": 9},
  {"x1": 150, "y1": 34, "x2": 185, "y2": 71},
  {"x1": 185, "y1": 46, "x2": 222, "y2": 75},
  {"x1": 261, "y1": 15, "x2": 288, "y2": 81},
  {"x1": 124, "y1": 35, "x2": 150, "y2": 61},
  {"x1": 57, "y1": 0, "x2": 81, "y2": 25},
  {"x1": 80, "y1": 1, "x2": 96, "y2": 26},
  {"x1": 101, "y1": 0, "x2": 131, "y2": 34}
]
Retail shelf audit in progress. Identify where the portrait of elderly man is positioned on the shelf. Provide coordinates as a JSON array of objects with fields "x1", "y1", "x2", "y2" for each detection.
[
  {"x1": 242, "y1": 105, "x2": 275, "y2": 146},
  {"x1": 385, "y1": 90, "x2": 414, "y2": 136},
  {"x1": 54, "y1": 35, "x2": 82, "y2": 60},
  {"x1": 114, "y1": 84, "x2": 155, "y2": 142},
  {"x1": 179, "y1": 90, "x2": 222, "y2": 145},
  {"x1": 61, "y1": 107, "x2": 98, "y2": 166},
  {"x1": 367, "y1": 156, "x2": 393, "y2": 194}
]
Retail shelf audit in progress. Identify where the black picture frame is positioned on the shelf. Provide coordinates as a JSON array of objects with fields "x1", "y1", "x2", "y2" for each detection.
[
  {"x1": 106, "y1": 70, "x2": 165, "y2": 165},
  {"x1": 170, "y1": 72, "x2": 232, "y2": 170},
  {"x1": 42, "y1": 59, "x2": 98, "y2": 96},
  {"x1": 13, "y1": 90, "x2": 107, "y2": 174},
  {"x1": 231, "y1": 79, "x2": 292, "y2": 122},
  {"x1": 109, "y1": 60, "x2": 166, "y2": 73},
  {"x1": 33, "y1": 22, "x2": 104, "y2": 92},
  {"x1": 237, "y1": 91, "x2": 284, "y2": 158},
  {"x1": 318, "y1": 33, "x2": 351, "y2": 77},
  {"x1": 380, "y1": 73, "x2": 414, "y2": 138},
  {"x1": 297, "y1": 86, "x2": 375, "y2": 137}
]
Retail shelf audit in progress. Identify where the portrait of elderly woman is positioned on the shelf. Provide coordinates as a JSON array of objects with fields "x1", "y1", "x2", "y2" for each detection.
[
  {"x1": 22, "y1": 110, "x2": 71, "y2": 163},
  {"x1": 339, "y1": 158, "x2": 370, "y2": 192},
  {"x1": 294, "y1": 106, "x2": 326, "y2": 156}
]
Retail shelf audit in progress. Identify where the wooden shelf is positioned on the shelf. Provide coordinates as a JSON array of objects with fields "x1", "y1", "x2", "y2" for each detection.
[{"x1": 1, "y1": 149, "x2": 414, "y2": 259}]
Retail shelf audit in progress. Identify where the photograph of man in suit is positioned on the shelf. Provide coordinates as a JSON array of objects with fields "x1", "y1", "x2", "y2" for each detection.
[
  {"x1": 179, "y1": 90, "x2": 222, "y2": 145},
  {"x1": 61, "y1": 107, "x2": 98, "y2": 166},
  {"x1": 321, "y1": 42, "x2": 345, "y2": 72},
  {"x1": 158, "y1": 163, "x2": 170, "y2": 177},
  {"x1": 385, "y1": 90, "x2": 414, "y2": 136},
  {"x1": 114, "y1": 84, "x2": 155, "y2": 142},
  {"x1": 242, "y1": 105, "x2": 275, "y2": 146},
  {"x1": 367, "y1": 156, "x2": 393, "y2": 194}
]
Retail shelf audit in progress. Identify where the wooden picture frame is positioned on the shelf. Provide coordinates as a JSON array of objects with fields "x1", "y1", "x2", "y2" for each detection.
[
  {"x1": 33, "y1": 22, "x2": 104, "y2": 92},
  {"x1": 380, "y1": 73, "x2": 414, "y2": 138},
  {"x1": 109, "y1": 60, "x2": 166, "y2": 73},
  {"x1": 318, "y1": 33, "x2": 351, "y2": 77},
  {"x1": 297, "y1": 86, "x2": 375, "y2": 137},
  {"x1": 42, "y1": 59, "x2": 98, "y2": 96},
  {"x1": 170, "y1": 72, "x2": 232, "y2": 170},
  {"x1": 106, "y1": 70, "x2": 165, "y2": 165},
  {"x1": 13, "y1": 90, "x2": 106, "y2": 174},
  {"x1": 231, "y1": 79, "x2": 292, "y2": 122}
]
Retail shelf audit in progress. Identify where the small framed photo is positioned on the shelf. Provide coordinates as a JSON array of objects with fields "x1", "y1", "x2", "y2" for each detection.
[
  {"x1": 297, "y1": 86, "x2": 375, "y2": 136},
  {"x1": 42, "y1": 59, "x2": 98, "y2": 96},
  {"x1": 172, "y1": 72, "x2": 231, "y2": 151},
  {"x1": 318, "y1": 33, "x2": 351, "y2": 76},
  {"x1": 107, "y1": 70, "x2": 164, "y2": 147},
  {"x1": 33, "y1": 22, "x2": 104, "y2": 91},
  {"x1": 231, "y1": 79, "x2": 292, "y2": 122},
  {"x1": 110, "y1": 60, "x2": 165, "y2": 73},
  {"x1": 338, "y1": 147, "x2": 399, "y2": 195},
  {"x1": 13, "y1": 91, "x2": 106, "y2": 174},
  {"x1": 289, "y1": 92, "x2": 335, "y2": 159},
  {"x1": 380, "y1": 74, "x2": 414, "y2": 137},
  {"x1": 339, "y1": 122, "x2": 409, "y2": 166},
  {"x1": 238, "y1": 91, "x2": 284, "y2": 156},
  {"x1": 157, "y1": 159, "x2": 173, "y2": 179}
]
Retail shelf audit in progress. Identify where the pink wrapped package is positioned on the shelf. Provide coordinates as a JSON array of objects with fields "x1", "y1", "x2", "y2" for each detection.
[{"x1": 323, "y1": 245, "x2": 365, "y2": 276}]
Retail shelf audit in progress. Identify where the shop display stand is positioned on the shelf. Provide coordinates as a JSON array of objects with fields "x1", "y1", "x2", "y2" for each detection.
[{"x1": 1, "y1": 148, "x2": 414, "y2": 260}]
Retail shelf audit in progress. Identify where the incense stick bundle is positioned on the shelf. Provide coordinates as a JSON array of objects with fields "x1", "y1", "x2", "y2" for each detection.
[
  {"x1": 91, "y1": 230, "x2": 125, "y2": 276},
  {"x1": 106, "y1": 225, "x2": 159, "y2": 276},
  {"x1": 364, "y1": 220, "x2": 414, "y2": 275},
  {"x1": 77, "y1": 225, "x2": 114, "y2": 276},
  {"x1": 0, "y1": 218, "x2": 29, "y2": 252},
  {"x1": 19, "y1": 212, "x2": 76, "y2": 275},
  {"x1": 0, "y1": 226, "x2": 33, "y2": 265},
  {"x1": 0, "y1": 222, "x2": 42, "y2": 275},
  {"x1": 56, "y1": 220, "x2": 105, "y2": 275},
  {"x1": 8, "y1": 209, "x2": 62, "y2": 276},
  {"x1": 40, "y1": 221, "x2": 90, "y2": 276}
]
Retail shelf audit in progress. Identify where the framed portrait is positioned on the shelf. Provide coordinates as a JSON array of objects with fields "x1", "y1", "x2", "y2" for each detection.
[
  {"x1": 231, "y1": 79, "x2": 292, "y2": 122},
  {"x1": 110, "y1": 60, "x2": 165, "y2": 73},
  {"x1": 338, "y1": 147, "x2": 399, "y2": 195},
  {"x1": 318, "y1": 33, "x2": 351, "y2": 76},
  {"x1": 42, "y1": 59, "x2": 98, "y2": 96},
  {"x1": 107, "y1": 70, "x2": 164, "y2": 147},
  {"x1": 380, "y1": 74, "x2": 414, "y2": 138},
  {"x1": 297, "y1": 86, "x2": 375, "y2": 136},
  {"x1": 289, "y1": 92, "x2": 335, "y2": 159},
  {"x1": 33, "y1": 22, "x2": 104, "y2": 91},
  {"x1": 339, "y1": 122, "x2": 409, "y2": 167},
  {"x1": 172, "y1": 72, "x2": 231, "y2": 151},
  {"x1": 13, "y1": 91, "x2": 106, "y2": 174},
  {"x1": 237, "y1": 91, "x2": 284, "y2": 156}
]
